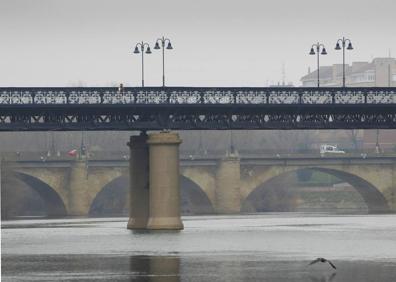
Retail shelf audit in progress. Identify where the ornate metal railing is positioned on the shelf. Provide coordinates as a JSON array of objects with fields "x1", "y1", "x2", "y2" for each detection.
[
  {"x1": 0, "y1": 87, "x2": 395, "y2": 105},
  {"x1": 0, "y1": 87, "x2": 395, "y2": 130}
]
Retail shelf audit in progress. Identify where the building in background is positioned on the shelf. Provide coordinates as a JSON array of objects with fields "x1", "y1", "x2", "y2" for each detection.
[
  {"x1": 300, "y1": 57, "x2": 396, "y2": 152},
  {"x1": 300, "y1": 57, "x2": 396, "y2": 87}
]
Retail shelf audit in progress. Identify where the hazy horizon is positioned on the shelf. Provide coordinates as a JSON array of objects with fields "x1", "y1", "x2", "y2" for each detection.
[{"x1": 0, "y1": 0, "x2": 395, "y2": 87}]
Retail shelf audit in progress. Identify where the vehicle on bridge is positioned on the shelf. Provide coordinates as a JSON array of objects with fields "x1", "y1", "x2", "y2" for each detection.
[{"x1": 320, "y1": 144, "x2": 345, "y2": 156}]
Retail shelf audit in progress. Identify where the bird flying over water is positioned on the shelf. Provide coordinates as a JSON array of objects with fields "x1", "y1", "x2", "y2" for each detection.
[{"x1": 309, "y1": 258, "x2": 336, "y2": 269}]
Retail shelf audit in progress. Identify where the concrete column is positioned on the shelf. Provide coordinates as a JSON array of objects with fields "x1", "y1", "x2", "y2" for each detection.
[
  {"x1": 215, "y1": 155, "x2": 241, "y2": 214},
  {"x1": 127, "y1": 132, "x2": 150, "y2": 229},
  {"x1": 147, "y1": 132, "x2": 183, "y2": 230},
  {"x1": 68, "y1": 160, "x2": 90, "y2": 216}
]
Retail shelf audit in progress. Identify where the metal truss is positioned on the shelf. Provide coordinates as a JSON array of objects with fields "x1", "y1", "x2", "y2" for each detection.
[{"x1": 0, "y1": 87, "x2": 395, "y2": 130}]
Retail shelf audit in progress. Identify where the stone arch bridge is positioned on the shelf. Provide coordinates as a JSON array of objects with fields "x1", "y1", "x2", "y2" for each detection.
[{"x1": 2, "y1": 154, "x2": 395, "y2": 217}]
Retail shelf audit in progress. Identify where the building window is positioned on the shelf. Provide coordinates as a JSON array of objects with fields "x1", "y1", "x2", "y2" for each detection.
[{"x1": 393, "y1": 74, "x2": 396, "y2": 82}]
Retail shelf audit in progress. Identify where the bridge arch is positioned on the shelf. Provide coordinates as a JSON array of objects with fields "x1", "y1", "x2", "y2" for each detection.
[
  {"x1": 242, "y1": 167, "x2": 389, "y2": 214},
  {"x1": 180, "y1": 175, "x2": 214, "y2": 214},
  {"x1": 12, "y1": 172, "x2": 67, "y2": 217},
  {"x1": 89, "y1": 175, "x2": 128, "y2": 216},
  {"x1": 88, "y1": 174, "x2": 215, "y2": 216},
  {"x1": 313, "y1": 167, "x2": 389, "y2": 213}
]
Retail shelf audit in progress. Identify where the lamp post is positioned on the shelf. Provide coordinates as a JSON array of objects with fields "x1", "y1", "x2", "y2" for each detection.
[
  {"x1": 229, "y1": 130, "x2": 236, "y2": 155},
  {"x1": 198, "y1": 130, "x2": 204, "y2": 155},
  {"x1": 375, "y1": 129, "x2": 381, "y2": 154},
  {"x1": 154, "y1": 36, "x2": 173, "y2": 87},
  {"x1": 79, "y1": 131, "x2": 86, "y2": 160},
  {"x1": 133, "y1": 41, "x2": 152, "y2": 87},
  {"x1": 335, "y1": 37, "x2": 353, "y2": 87},
  {"x1": 309, "y1": 43, "x2": 327, "y2": 87}
]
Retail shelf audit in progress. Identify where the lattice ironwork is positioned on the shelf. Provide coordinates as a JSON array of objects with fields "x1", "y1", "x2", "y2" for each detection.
[
  {"x1": 0, "y1": 87, "x2": 395, "y2": 130},
  {"x1": 1, "y1": 87, "x2": 395, "y2": 105}
]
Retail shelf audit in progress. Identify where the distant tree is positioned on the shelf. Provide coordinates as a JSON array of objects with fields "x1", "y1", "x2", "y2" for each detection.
[{"x1": 263, "y1": 130, "x2": 317, "y2": 153}]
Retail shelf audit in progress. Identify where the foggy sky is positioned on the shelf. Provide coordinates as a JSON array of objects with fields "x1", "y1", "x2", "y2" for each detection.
[{"x1": 0, "y1": 0, "x2": 395, "y2": 87}]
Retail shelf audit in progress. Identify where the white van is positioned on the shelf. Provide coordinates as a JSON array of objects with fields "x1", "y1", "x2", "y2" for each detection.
[{"x1": 320, "y1": 144, "x2": 345, "y2": 156}]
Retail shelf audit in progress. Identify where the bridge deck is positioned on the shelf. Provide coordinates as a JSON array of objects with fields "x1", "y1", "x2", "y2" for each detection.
[
  {"x1": 1, "y1": 87, "x2": 395, "y2": 130},
  {"x1": 5, "y1": 155, "x2": 396, "y2": 168}
]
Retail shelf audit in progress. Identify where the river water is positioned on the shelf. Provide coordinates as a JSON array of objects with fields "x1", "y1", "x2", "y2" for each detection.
[{"x1": 2, "y1": 213, "x2": 396, "y2": 281}]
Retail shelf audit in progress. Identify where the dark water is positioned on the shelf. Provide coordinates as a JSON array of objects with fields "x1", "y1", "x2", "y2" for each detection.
[{"x1": 2, "y1": 213, "x2": 396, "y2": 281}]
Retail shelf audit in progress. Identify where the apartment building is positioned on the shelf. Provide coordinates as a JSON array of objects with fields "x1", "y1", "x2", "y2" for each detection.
[{"x1": 301, "y1": 57, "x2": 396, "y2": 87}]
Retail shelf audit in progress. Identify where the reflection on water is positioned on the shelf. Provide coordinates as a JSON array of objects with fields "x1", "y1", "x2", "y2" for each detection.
[
  {"x1": 308, "y1": 272, "x2": 337, "y2": 282},
  {"x1": 2, "y1": 214, "x2": 396, "y2": 281},
  {"x1": 2, "y1": 255, "x2": 181, "y2": 282},
  {"x1": 3, "y1": 254, "x2": 396, "y2": 282},
  {"x1": 129, "y1": 256, "x2": 180, "y2": 282}
]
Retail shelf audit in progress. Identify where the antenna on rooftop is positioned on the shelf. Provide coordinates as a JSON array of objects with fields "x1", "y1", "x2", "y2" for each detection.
[{"x1": 282, "y1": 62, "x2": 286, "y2": 86}]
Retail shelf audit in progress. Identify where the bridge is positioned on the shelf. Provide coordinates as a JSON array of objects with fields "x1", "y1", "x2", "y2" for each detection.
[
  {"x1": 2, "y1": 153, "x2": 395, "y2": 218},
  {"x1": 1, "y1": 86, "x2": 395, "y2": 230},
  {"x1": 0, "y1": 87, "x2": 395, "y2": 130}
]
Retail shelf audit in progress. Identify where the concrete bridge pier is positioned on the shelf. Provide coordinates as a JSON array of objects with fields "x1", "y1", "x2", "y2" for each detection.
[
  {"x1": 127, "y1": 133, "x2": 150, "y2": 229},
  {"x1": 215, "y1": 154, "x2": 241, "y2": 214},
  {"x1": 146, "y1": 132, "x2": 184, "y2": 230}
]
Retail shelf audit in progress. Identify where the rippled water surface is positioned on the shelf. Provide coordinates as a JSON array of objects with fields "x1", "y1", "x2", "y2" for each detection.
[{"x1": 2, "y1": 213, "x2": 396, "y2": 281}]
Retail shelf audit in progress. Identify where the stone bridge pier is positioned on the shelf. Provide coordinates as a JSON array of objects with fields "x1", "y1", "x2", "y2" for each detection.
[
  {"x1": 128, "y1": 132, "x2": 183, "y2": 230},
  {"x1": 215, "y1": 155, "x2": 241, "y2": 214}
]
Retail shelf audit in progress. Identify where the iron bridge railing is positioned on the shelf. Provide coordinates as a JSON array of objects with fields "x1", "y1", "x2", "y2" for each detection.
[{"x1": 1, "y1": 87, "x2": 396, "y2": 105}]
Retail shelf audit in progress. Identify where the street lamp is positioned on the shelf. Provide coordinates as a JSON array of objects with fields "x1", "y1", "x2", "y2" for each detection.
[
  {"x1": 309, "y1": 42, "x2": 327, "y2": 87},
  {"x1": 229, "y1": 130, "x2": 236, "y2": 155},
  {"x1": 335, "y1": 37, "x2": 353, "y2": 87},
  {"x1": 133, "y1": 41, "x2": 152, "y2": 87},
  {"x1": 154, "y1": 36, "x2": 173, "y2": 87}
]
